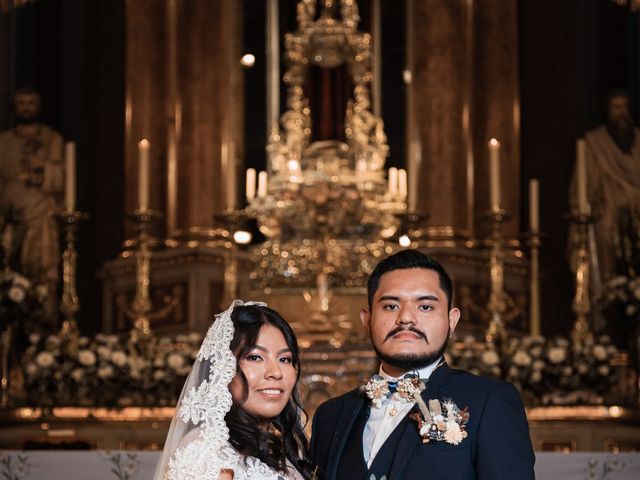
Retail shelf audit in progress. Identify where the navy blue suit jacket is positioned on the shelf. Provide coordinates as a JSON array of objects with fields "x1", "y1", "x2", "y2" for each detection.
[{"x1": 310, "y1": 364, "x2": 535, "y2": 480}]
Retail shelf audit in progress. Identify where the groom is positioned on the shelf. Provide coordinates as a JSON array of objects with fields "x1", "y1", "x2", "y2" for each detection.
[{"x1": 310, "y1": 249, "x2": 535, "y2": 479}]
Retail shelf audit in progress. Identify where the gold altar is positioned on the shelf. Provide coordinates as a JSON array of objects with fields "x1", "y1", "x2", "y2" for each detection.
[
  {"x1": 2, "y1": 0, "x2": 640, "y2": 464},
  {"x1": 2, "y1": 406, "x2": 639, "y2": 453}
]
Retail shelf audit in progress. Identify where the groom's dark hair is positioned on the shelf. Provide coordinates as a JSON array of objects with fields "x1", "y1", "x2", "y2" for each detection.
[{"x1": 367, "y1": 249, "x2": 454, "y2": 310}]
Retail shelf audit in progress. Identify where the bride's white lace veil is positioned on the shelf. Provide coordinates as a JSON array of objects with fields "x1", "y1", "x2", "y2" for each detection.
[{"x1": 153, "y1": 299, "x2": 266, "y2": 480}]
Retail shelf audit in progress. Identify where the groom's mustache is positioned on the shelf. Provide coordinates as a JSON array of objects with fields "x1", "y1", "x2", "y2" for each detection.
[{"x1": 384, "y1": 326, "x2": 428, "y2": 343}]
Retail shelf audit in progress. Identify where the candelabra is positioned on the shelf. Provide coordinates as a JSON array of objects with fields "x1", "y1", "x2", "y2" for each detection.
[
  {"x1": 568, "y1": 211, "x2": 595, "y2": 345},
  {"x1": 126, "y1": 209, "x2": 162, "y2": 350},
  {"x1": 56, "y1": 211, "x2": 88, "y2": 345},
  {"x1": 483, "y1": 209, "x2": 510, "y2": 347},
  {"x1": 244, "y1": 0, "x2": 408, "y2": 291},
  {"x1": 0, "y1": 324, "x2": 11, "y2": 408}
]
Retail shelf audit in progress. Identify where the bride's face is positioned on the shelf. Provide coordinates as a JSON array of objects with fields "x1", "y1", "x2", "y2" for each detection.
[{"x1": 230, "y1": 323, "x2": 297, "y2": 419}]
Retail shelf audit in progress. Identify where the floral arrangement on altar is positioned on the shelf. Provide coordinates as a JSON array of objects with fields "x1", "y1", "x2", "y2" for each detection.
[
  {"x1": 21, "y1": 332, "x2": 201, "y2": 407},
  {"x1": 0, "y1": 269, "x2": 46, "y2": 333},
  {"x1": 598, "y1": 204, "x2": 640, "y2": 342},
  {"x1": 446, "y1": 333, "x2": 619, "y2": 407},
  {"x1": 599, "y1": 275, "x2": 640, "y2": 322},
  {"x1": 18, "y1": 329, "x2": 621, "y2": 408}
]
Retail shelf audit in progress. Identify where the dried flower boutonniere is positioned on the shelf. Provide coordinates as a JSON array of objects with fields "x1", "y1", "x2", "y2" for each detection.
[
  {"x1": 410, "y1": 398, "x2": 469, "y2": 445},
  {"x1": 364, "y1": 374, "x2": 426, "y2": 410}
]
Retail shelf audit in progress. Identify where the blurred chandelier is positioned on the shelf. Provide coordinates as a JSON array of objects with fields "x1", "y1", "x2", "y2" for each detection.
[{"x1": 244, "y1": 0, "x2": 408, "y2": 290}]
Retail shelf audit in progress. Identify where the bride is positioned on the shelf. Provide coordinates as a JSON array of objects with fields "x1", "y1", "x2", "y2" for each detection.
[{"x1": 154, "y1": 300, "x2": 314, "y2": 479}]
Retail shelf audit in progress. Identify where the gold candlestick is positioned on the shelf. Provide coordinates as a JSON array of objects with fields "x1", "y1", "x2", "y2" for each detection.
[
  {"x1": 525, "y1": 231, "x2": 542, "y2": 336},
  {"x1": 483, "y1": 209, "x2": 510, "y2": 346},
  {"x1": 56, "y1": 211, "x2": 88, "y2": 345},
  {"x1": 568, "y1": 211, "x2": 595, "y2": 345},
  {"x1": 0, "y1": 324, "x2": 12, "y2": 408},
  {"x1": 127, "y1": 209, "x2": 161, "y2": 346}
]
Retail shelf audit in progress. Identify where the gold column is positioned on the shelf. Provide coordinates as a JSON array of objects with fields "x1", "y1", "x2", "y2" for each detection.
[
  {"x1": 125, "y1": 0, "x2": 243, "y2": 243},
  {"x1": 407, "y1": 0, "x2": 520, "y2": 242},
  {"x1": 408, "y1": 0, "x2": 472, "y2": 243},
  {"x1": 165, "y1": 0, "x2": 179, "y2": 236},
  {"x1": 173, "y1": 0, "x2": 243, "y2": 239},
  {"x1": 471, "y1": 0, "x2": 520, "y2": 239},
  {"x1": 125, "y1": 0, "x2": 169, "y2": 240}
]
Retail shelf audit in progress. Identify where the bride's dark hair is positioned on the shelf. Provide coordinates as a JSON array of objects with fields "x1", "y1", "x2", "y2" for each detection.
[{"x1": 226, "y1": 305, "x2": 313, "y2": 478}]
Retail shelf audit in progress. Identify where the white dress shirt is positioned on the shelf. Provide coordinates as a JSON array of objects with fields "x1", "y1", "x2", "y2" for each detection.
[{"x1": 362, "y1": 357, "x2": 443, "y2": 467}]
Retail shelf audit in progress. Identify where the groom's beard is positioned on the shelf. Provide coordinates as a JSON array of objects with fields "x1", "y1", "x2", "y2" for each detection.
[{"x1": 372, "y1": 329, "x2": 450, "y2": 372}]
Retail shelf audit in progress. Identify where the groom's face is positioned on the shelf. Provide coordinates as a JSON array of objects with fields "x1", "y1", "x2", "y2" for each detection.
[{"x1": 360, "y1": 268, "x2": 460, "y2": 376}]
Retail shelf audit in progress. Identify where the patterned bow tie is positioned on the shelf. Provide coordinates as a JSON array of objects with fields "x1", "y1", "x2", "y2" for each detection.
[{"x1": 364, "y1": 373, "x2": 425, "y2": 409}]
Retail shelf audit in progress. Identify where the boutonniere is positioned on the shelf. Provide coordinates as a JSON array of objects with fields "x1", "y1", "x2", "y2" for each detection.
[
  {"x1": 364, "y1": 374, "x2": 425, "y2": 409},
  {"x1": 410, "y1": 398, "x2": 469, "y2": 445}
]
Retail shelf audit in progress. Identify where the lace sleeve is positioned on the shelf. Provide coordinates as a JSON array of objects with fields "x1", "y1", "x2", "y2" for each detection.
[
  {"x1": 168, "y1": 438, "x2": 241, "y2": 479},
  {"x1": 169, "y1": 440, "x2": 285, "y2": 480}
]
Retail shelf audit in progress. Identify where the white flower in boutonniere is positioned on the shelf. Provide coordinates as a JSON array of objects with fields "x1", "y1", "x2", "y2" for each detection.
[
  {"x1": 364, "y1": 376, "x2": 390, "y2": 408},
  {"x1": 410, "y1": 398, "x2": 469, "y2": 445},
  {"x1": 443, "y1": 421, "x2": 464, "y2": 445},
  {"x1": 393, "y1": 375, "x2": 425, "y2": 402}
]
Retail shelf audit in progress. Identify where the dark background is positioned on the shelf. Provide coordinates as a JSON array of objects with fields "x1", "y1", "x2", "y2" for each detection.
[{"x1": 1, "y1": 0, "x2": 638, "y2": 335}]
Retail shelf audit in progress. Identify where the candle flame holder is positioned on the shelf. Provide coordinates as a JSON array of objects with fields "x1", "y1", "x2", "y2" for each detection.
[
  {"x1": 56, "y1": 211, "x2": 89, "y2": 351},
  {"x1": 0, "y1": 324, "x2": 12, "y2": 409},
  {"x1": 126, "y1": 209, "x2": 162, "y2": 354},
  {"x1": 567, "y1": 211, "x2": 596, "y2": 345},
  {"x1": 523, "y1": 231, "x2": 543, "y2": 337},
  {"x1": 481, "y1": 209, "x2": 511, "y2": 348}
]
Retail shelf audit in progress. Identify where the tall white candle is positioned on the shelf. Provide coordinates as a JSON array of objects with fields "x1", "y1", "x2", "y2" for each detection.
[
  {"x1": 398, "y1": 169, "x2": 408, "y2": 200},
  {"x1": 245, "y1": 168, "x2": 256, "y2": 200},
  {"x1": 138, "y1": 139, "x2": 150, "y2": 212},
  {"x1": 317, "y1": 272, "x2": 328, "y2": 302},
  {"x1": 258, "y1": 171, "x2": 268, "y2": 198},
  {"x1": 576, "y1": 139, "x2": 590, "y2": 214},
  {"x1": 388, "y1": 167, "x2": 398, "y2": 196},
  {"x1": 489, "y1": 138, "x2": 501, "y2": 212},
  {"x1": 64, "y1": 142, "x2": 76, "y2": 213},
  {"x1": 529, "y1": 179, "x2": 539, "y2": 233}
]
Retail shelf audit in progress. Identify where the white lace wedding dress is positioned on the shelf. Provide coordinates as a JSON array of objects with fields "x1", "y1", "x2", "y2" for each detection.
[{"x1": 167, "y1": 429, "x2": 304, "y2": 480}]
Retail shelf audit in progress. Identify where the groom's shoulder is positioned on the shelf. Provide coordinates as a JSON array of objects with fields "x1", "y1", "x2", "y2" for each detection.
[
  {"x1": 445, "y1": 365, "x2": 522, "y2": 398},
  {"x1": 315, "y1": 386, "x2": 363, "y2": 417}
]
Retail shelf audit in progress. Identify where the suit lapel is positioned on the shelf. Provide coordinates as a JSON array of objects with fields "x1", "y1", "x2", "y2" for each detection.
[
  {"x1": 388, "y1": 363, "x2": 454, "y2": 478},
  {"x1": 326, "y1": 391, "x2": 368, "y2": 480}
]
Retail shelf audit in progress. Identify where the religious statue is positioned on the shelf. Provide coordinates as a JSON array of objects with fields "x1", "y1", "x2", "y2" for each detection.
[
  {"x1": 0, "y1": 87, "x2": 64, "y2": 322},
  {"x1": 581, "y1": 91, "x2": 640, "y2": 284}
]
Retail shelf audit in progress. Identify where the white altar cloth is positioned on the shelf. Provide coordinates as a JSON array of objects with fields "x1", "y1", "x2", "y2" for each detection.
[{"x1": 0, "y1": 450, "x2": 639, "y2": 479}]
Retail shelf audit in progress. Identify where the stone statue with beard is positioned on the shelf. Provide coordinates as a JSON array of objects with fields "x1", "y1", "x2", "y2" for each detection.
[
  {"x1": 0, "y1": 87, "x2": 64, "y2": 323},
  {"x1": 570, "y1": 90, "x2": 640, "y2": 300}
]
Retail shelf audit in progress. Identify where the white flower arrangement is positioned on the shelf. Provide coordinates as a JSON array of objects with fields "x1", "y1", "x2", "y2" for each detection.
[
  {"x1": 0, "y1": 269, "x2": 46, "y2": 332},
  {"x1": 21, "y1": 331, "x2": 203, "y2": 407},
  {"x1": 446, "y1": 333, "x2": 619, "y2": 407}
]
